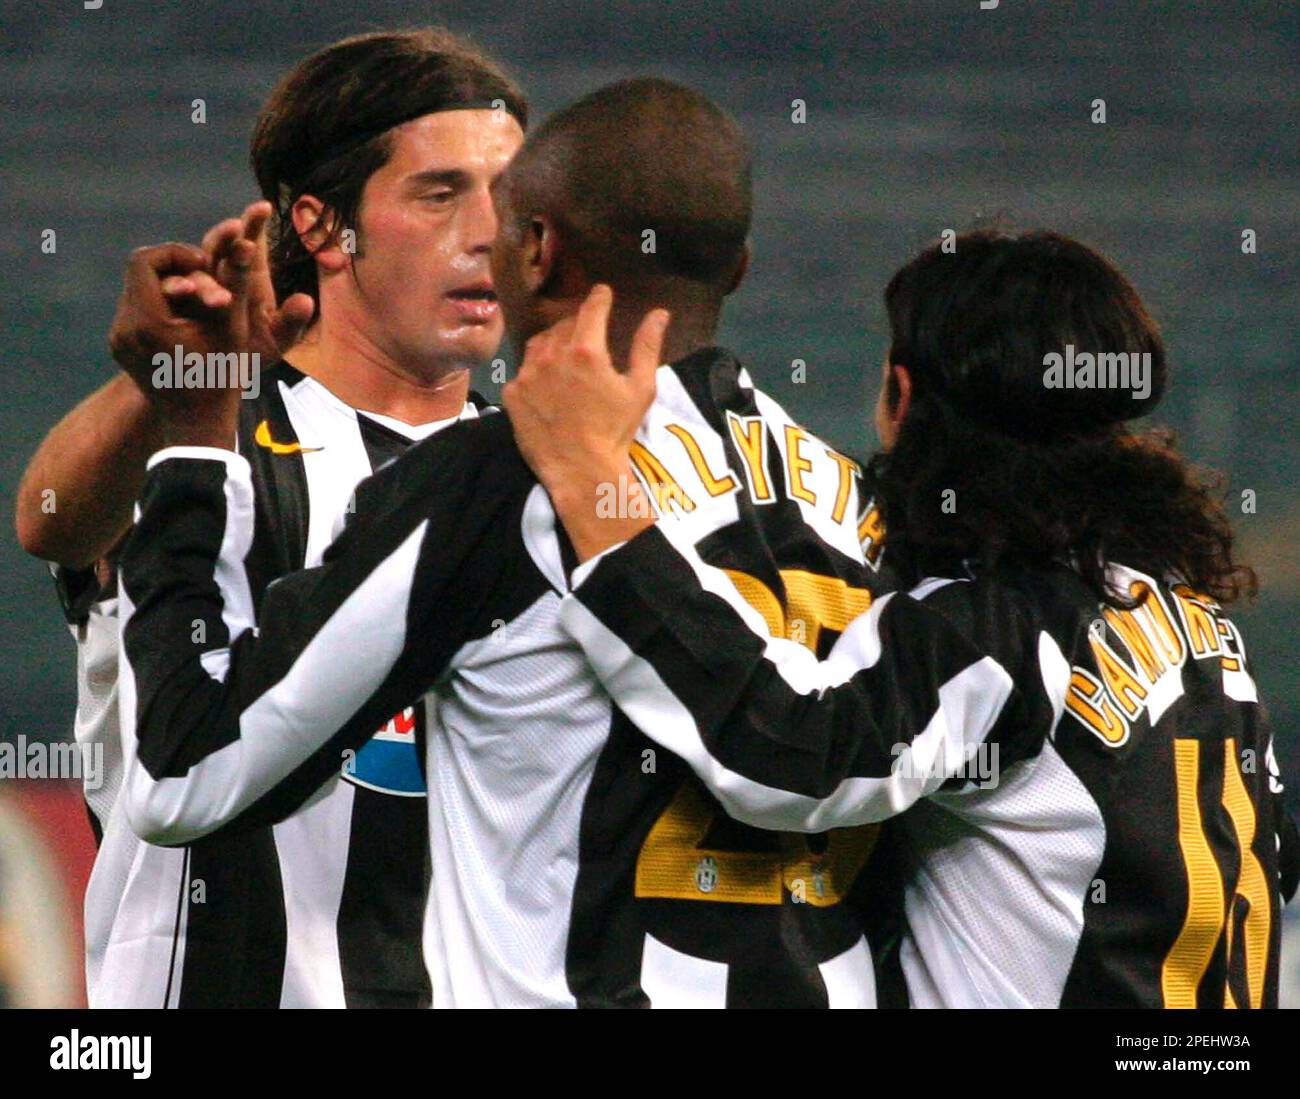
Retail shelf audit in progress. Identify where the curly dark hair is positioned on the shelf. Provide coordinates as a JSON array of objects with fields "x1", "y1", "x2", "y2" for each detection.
[
  {"x1": 250, "y1": 28, "x2": 527, "y2": 307},
  {"x1": 871, "y1": 229, "x2": 1256, "y2": 606}
]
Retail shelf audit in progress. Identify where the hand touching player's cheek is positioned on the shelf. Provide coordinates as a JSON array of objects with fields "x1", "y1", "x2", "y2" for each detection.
[{"x1": 503, "y1": 284, "x2": 669, "y2": 561}]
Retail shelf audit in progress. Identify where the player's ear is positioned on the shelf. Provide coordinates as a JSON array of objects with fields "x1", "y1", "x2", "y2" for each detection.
[
  {"x1": 292, "y1": 195, "x2": 349, "y2": 274},
  {"x1": 724, "y1": 241, "x2": 751, "y2": 296},
  {"x1": 523, "y1": 213, "x2": 559, "y2": 293},
  {"x1": 889, "y1": 363, "x2": 913, "y2": 427}
]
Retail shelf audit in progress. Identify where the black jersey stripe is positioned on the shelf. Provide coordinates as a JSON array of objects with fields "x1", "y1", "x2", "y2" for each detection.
[
  {"x1": 240, "y1": 363, "x2": 310, "y2": 600},
  {"x1": 178, "y1": 827, "x2": 288, "y2": 1007},
  {"x1": 338, "y1": 783, "x2": 432, "y2": 1007},
  {"x1": 344, "y1": 410, "x2": 433, "y2": 1008}
]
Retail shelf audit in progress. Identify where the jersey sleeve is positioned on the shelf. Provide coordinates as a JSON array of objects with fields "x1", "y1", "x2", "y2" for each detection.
[
  {"x1": 118, "y1": 415, "x2": 531, "y2": 845},
  {"x1": 558, "y1": 522, "x2": 1025, "y2": 832}
]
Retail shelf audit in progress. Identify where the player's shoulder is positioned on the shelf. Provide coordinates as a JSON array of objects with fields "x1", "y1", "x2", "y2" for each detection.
[
  {"x1": 353, "y1": 407, "x2": 529, "y2": 514},
  {"x1": 656, "y1": 345, "x2": 825, "y2": 442},
  {"x1": 649, "y1": 345, "x2": 869, "y2": 564},
  {"x1": 900, "y1": 568, "x2": 1088, "y2": 761},
  {"x1": 906, "y1": 565, "x2": 1087, "y2": 671}
]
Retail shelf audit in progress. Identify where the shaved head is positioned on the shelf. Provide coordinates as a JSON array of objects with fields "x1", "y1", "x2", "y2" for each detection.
[{"x1": 497, "y1": 78, "x2": 752, "y2": 301}]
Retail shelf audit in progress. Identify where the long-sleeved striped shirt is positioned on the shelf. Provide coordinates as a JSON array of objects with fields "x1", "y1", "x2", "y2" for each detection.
[
  {"x1": 558, "y1": 519, "x2": 1300, "y2": 1007},
  {"x1": 119, "y1": 346, "x2": 894, "y2": 1007}
]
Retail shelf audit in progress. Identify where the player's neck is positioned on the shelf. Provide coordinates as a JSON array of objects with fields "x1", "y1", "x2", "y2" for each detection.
[
  {"x1": 608, "y1": 305, "x2": 719, "y2": 370},
  {"x1": 289, "y1": 319, "x2": 472, "y2": 426}
]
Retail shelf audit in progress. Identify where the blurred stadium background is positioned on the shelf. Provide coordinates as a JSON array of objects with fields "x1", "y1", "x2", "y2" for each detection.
[{"x1": 0, "y1": 0, "x2": 1295, "y2": 1006}]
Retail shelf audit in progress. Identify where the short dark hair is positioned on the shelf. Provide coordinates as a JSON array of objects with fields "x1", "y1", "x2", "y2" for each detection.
[
  {"x1": 251, "y1": 28, "x2": 527, "y2": 304},
  {"x1": 504, "y1": 77, "x2": 751, "y2": 291},
  {"x1": 872, "y1": 229, "x2": 1255, "y2": 606}
]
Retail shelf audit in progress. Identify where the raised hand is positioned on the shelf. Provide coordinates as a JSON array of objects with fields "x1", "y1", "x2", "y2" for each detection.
[
  {"x1": 503, "y1": 284, "x2": 669, "y2": 561},
  {"x1": 159, "y1": 201, "x2": 315, "y2": 364},
  {"x1": 107, "y1": 202, "x2": 315, "y2": 446}
]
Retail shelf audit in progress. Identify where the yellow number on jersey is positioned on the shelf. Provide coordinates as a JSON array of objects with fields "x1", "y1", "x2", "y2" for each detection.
[
  {"x1": 1163, "y1": 737, "x2": 1272, "y2": 1008},
  {"x1": 635, "y1": 567, "x2": 877, "y2": 906}
]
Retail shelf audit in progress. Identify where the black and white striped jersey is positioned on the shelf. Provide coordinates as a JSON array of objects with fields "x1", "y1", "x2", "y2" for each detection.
[
  {"x1": 559, "y1": 521, "x2": 1300, "y2": 1007},
  {"x1": 118, "y1": 346, "x2": 895, "y2": 1007},
  {"x1": 89, "y1": 361, "x2": 483, "y2": 1007}
]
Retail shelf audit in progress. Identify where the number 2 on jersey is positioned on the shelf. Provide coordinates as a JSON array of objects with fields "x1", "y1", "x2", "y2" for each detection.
[{"x1": 635, "y1": 567, "x2": 877, "y2": 906}]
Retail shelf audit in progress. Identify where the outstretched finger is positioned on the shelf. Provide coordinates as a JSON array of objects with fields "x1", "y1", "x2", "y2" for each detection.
[
  {"x1": 209, "y1": 236, "x2": 256, "y2": 353},
  {"x1": 239, "y1": 201, "x2": 274, "y2": 275},
  {"x1": 571, "y1": 283, "x2": 615, "y2": 352},
  {"x1": 627, "y1": 308, "x2": 670, "y2": 397},
  {"x1": 223, "y1": 237, "x2": 259, "y2": 291},
  {"x1": 202, "y1": 217, "x2": 244, "y2": 267},
  {"x1": 240, "y1": 201, "x2": 273, "y2": 241}
]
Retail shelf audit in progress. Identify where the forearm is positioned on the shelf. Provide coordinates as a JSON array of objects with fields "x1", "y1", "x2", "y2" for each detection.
[
  {"x1": 119, "y1": 450, "x2": 432, "y2": 843},
  {"x1": 545, "y1": 460, "x2": 654, "y2": 563},
  {"x1": 15, "y1": 374, "x2": 162, "y2": 566},
  {"x1": 560, "y1": 524, "x2": 1015, "y2": 830}
]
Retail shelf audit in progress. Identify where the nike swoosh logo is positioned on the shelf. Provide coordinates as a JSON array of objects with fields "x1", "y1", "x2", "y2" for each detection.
[{"x1": 254, "y1": 419, "x2": 323, "y2": 455}]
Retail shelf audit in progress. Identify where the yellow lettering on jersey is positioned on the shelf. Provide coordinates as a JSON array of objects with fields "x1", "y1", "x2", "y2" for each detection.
[
  {"x1": 826, "y1": 450, "x2": 861, "y2": 524},
  {"x1": 1089, "y1": 632, "x2": 1149, "y2": 718},
  {"x1": 665, "y1": 424, "x2": 738, "y2": 498},
  {"x1": 858, "y1": 502, "x2": 886, "y2": 569},
  {"x1": 1102, "y1": 606, "x2": 1167, "y2": 683},
  {"x1": 1163, "y1": 739, "x2": 1226, "y2": 1008},
  {"x1": 1217, "y1": 620, "x2": 1242, "y2": 672},
  {"x1": 726, "y1": 412, "x2": 773, "y2": 503},
  {"x1": 1219, "y1": 738, "x2": 1270, "y2": 1009},
  {"x1": 1127, "y1": 580, "x2": 1186, "y2": 666},
  {"x1": 1064, "y1": 669, "x2": 1130, "y2": 746},
  {"x1": 628, "y1": 441, "x2": 696, "y2": 515},
  {"x1": 1171, "y1": 584, "x2": 1221, "y2": 658},
  {"x1": 783, "y1": 425, "x2": 818, "y2": 506}
]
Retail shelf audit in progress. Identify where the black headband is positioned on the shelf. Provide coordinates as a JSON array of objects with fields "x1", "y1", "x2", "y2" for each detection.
[{"x1": 305, "y1": 96, "x2": 522, "y2": 174}]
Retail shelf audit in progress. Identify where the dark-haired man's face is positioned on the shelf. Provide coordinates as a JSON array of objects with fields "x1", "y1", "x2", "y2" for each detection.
[{"x1": 322, "y1": 108, "x2": 523, "y2": 379}]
